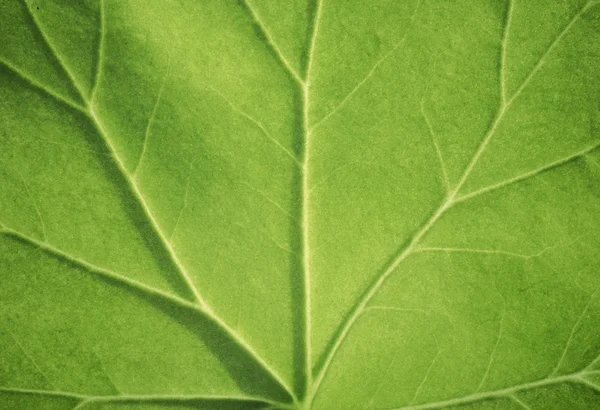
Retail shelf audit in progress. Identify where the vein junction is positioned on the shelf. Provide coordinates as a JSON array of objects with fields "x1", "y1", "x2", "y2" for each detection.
[
  {"x1": 2, "y1": 0, "x2": 600, "y2": 409},
  {"x1": 2, "y1": 0, "x2": 297, "y2": 403},
  {"x1": 309, "y1": 1, "x2": 600, "y2": 405}
]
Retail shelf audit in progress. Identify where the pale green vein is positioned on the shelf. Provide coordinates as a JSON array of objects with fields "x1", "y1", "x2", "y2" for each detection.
[
  {"x1": 577, "y1": 377, "x2": 600, "y2": 393},
  {"x1": 241, "y1": 0, "x2": 303, "y2": 85},
  {"x1": 411, "y1": 342, "x2": 442, "y2": 404},
  {"x1": 420, "y1": 100, "x2": 449, "y2": 193},
  {"x1": 202, "y1": 83, "x2": 301, "y2": 165},
  {"x1": 87, "y1": 108, "x2": 208, "y2": 306},
  {"x1": 314, "y1": 200, "x2": 451, "y2": 400},
  {"x1": 0, "y1": 226, "x2": 295, "y2": 403},
  {"x1": 170, "y1": 162, "x2": 193, "y2": 241},
  {"x1": 21, "y1": 134, "x2": 106, "y2": 156},
  {"x1": 0, "y1": 226, "x2": 199, "y2": 313},
  {"x1": 90, "y1": 349, "x2": 121, "y2": 395},
  {"x1": 15, "y1": 169, "x2": 46, "y2": 241},
  {"x1": 500, "y1": 0, "x2": 513, "y2": 104},
  {"x1": 454, "y1": 0, "x2": 594, "y2": 196},
  {"x1": 391, "y1": 368, "x2": 600, "y2": 409},
  {"x1": 0, "y1": 387, "x2": 86, "y2": 400},
  {"x1": 453, "y1": 142, "x2": 600, "y2": 204},
  {"x1": 363, "y1": 349, "x2": 401, "y2": 410},
  {"x1": 416, "y1": 237, "x2": 582, "y2": 261},
  {"x1": 71, "y1": 401, "x2": 88, "y2": 410},
  {"x1": 507, "y1": 1, "x2": 597, "y2": 104},
  {"x1": 310, "y1": 198, "x2": 451, "y2": 401},
  {"x1": 0, "y1": 387, "x2": 295, "y2": 410},
  {"x1": 310, "y1": 4, "x2": 592, "y2": 402},
  {"x1": 477, "y1": 305, "x2": 506, "y2": 392},
  {"x1": 0, "y1": 58, "x2": 87, "y2": 113},
  {"x1": 89, "y1": 0, "x2": 105, "y2": 104},
  {"x1": 309, "y1": 0, "x2": 422, "y2": 132},
  {"x1": 134, "y1": 51, "x2": 172, "y2": 179},
  {"x1": 419, "y1": 56, "x2": 449, "y2": 193},
  {"x1": 509, "y1": 394, "x2": 532, "y2": 410},
  {"x1": 22, "y1": 0, "x2": 86, "y2": 99},
  {"x1": 12, "y1": 4, "x2": 296, "y2": 399},
  {"x1": 302, "y1": 0, "x2": 323, "y2": 399},
  {"x1": 364, "y1": 306, "x2": 430, "y2": 315},
  {"x1": 364, "y1": 306, "x2": 456, "y2": 329},
  {"x1": 91, "y1": 17, "x2": 294, "y2": 398},
  {"x1": 588, "y1": 155, "x2": 600, "y2": 170},
  {"x1": 242, "y1": 182, "x2": 296, "y2": 220},
  {"x1": 308, "y1": 160, "x2": 363, "y2": 194},
  {"x1": 415, "y1": 247, "x2": 531, "y2": 259},
  {"x1": 586, "y1": 351, "x2": 600, "y2": 371},
  {"x1": 550, "y1": 288, "x2": 599, "y2": 376},
  {"x1": 74, "y1": 394, "x2": 296, "y2": 410},
  {"x1": 88, "y1": 109, "x2": 297, "y2": 401},
  {"x1": 3, "y1": 326, "x2": 55, "y2": 389}
]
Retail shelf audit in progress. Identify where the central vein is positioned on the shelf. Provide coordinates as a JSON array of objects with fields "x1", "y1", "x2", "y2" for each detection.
[
  {"x1": 301, "y1": 1, "x2": 323, "y2": 405},
  {"x1": 301, "y1": 1, "x2": 323, "y2": 406},
  {"x1": 300, "y1": 80, "x2": 313, "y2": 398}
]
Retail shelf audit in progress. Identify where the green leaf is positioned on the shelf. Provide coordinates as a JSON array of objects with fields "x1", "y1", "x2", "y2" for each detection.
[{"x1": 1, "y1": 0, "x2": 599, "y2": 409}]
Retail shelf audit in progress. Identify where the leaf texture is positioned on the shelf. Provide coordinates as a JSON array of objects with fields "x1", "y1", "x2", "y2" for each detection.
[{"x1": 1, "y1": 0, "x2": 599, "y2": 409}]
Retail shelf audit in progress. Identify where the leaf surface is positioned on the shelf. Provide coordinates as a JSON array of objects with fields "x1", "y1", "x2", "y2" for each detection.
[{"x1": 1, "y1": 0, "x2": 599, "y2": 409}]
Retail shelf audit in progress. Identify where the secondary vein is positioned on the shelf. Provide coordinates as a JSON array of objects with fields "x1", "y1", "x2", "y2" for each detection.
[
  {"x1": 310, "y1": 3, "x2": 593, "y2": 403},
  {"x1": 19, "y1": 3, "x2": 297, "y2": 402},
  {"x1": 241, "y1": 0, "x2": 303, "y2": 85},
  {"x1": 0, "y1": 387, "x2": 295, "y2": 410}
]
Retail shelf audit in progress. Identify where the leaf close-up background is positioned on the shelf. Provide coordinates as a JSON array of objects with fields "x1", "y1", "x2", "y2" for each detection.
[{"x1": 1, "y1": 0, "x2": 600, "y2": 409}]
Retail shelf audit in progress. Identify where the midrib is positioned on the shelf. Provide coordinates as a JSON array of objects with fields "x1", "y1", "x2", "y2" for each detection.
[{"x1": 300, "y1": 0, "x2": 324, "y2": 405}]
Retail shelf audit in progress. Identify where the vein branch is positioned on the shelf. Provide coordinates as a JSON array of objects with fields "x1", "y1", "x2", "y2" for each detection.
[
  {"x1": 454, "y1": 1, "x2": 592, "y2": 196},
  {"x1": 420, "y1": 101, "x2": 449, "y2": 193},
  {"x1": 0, "y1": 387, "x2": 294, "y2": 410},
  {"x1": 499, "y1": 0, "x2": 513, "y2": 104},
  {"x1": 21, "y1": 0, "x2": 87, "y2": 100},
  {"x1": 203, "y1": 83, "x2": 301, "y2": 165},
  {"x1": 15, "y1": 169, "x2": 47, "y2": 241},
  {"x1": 0, "y1": 58, "x2": 87, "y2": 113},
  {"x1": 311, "y1": 3, "x2": 593, "y2": 400},
  {"x1": 87, "y1": 112, "x2": 297, "y2": 399},
  {"x1": 241, "y1": 0, "x2": 303, "y2": 85},
  {"x1": 309, "y1": 0, "x2": 421, "y2": 133},
  {"x1": 390, "y1": 368, "x2": 599, "y2": 409},
  {"x1": 550, "y1": 288, "x2": 598, "y2": 376},
  {"x1": 18, "y1": 4, "x2": 296, "y2": 401},
  {"x1": 0, "y1": 225, "x2": 296, "y2": 402},
  {"x1": 454, "y1": 142, "x2": 600, "y2": 204},
  {"x1": 3, "y1": 327, "x2": 55, "y2": 389},
  {"x1": 89, "y1": 0, "x2": 105, "y2": 103},
  {"x1": 311, "y1": 199, "x2": 452, "y2": 399},
  {"x1": 476, "y1": 304, "x2": 506, "y2": 392},
  {"x1": 411, "y1": 344, "x2": 442, "y2": 404},
  {"x1": 509, "y1": 395, "x2": 532, "y2": 410},
  {"x1": 87, "y1": 108, "x2": 208, "y2": 307},
  {"x1": 134, "y1": 52, "x2": 171, "y2": 179},
  {"x1": 0, "y1": 226, "x2": 202, "y2": 313}
]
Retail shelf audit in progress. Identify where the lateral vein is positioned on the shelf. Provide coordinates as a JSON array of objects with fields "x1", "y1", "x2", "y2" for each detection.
[
  {"x1": 390, "y1": 369, "x2": 599, "y2": 409},
  {"x1": 0, "y1": 387, "x2": 294, "y2": 409},
  {"x1": 241, "y1": 0, "x2": 303, "y2": 85},
  {"x1": 309, "y1": 0, "x2": 422, "y2": 133},
  {"x1": 17, "y1": 3, "x2": 297, "y2": 400},
  {"x1": 453, "y1": 142, "x2": 600, "y2": 204},
  {"x1": 0, "y1": 226, "x2": 200, "y2": 312},
  {"x1": 0, "y1": 58, "x2": 87, "y2": 113},
  {"x1": 311, "y1": 3, "x2": 593, "y2": 400}
]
